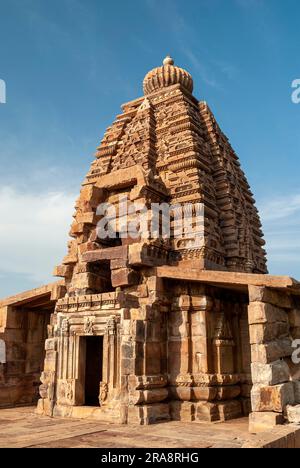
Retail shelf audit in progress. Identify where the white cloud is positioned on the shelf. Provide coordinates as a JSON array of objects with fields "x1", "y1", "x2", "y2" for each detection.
[
  {"x1": 258, "y1": 193, "x2": 300, "y2": 278},
  {"x1": 259, "y1": 194, "x2": 300, "y2": 222},
  {"x1": 181, "y1": 48, "x2": 221, "y2": 89},
  {"x1": 0, "y1": 187, "x2": 75, "y2": 292}
]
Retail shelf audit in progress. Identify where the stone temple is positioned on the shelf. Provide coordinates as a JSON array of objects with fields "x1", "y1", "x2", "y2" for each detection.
[{"x1": 1, "y1": 57, "x2": 300, "y2": 433}]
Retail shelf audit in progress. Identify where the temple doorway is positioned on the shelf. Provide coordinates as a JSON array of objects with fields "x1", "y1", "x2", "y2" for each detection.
[{"x1": 84, "y1": 336, "x2": 103, "y2": 406}]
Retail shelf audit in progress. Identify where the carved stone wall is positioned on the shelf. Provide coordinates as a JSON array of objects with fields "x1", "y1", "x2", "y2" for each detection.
[{"x1": 35, "y1": 58, "x2": 297, "y2": 428}]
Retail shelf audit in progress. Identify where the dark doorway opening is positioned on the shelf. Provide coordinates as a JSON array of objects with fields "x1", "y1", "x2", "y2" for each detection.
[{"x1": 84, "y1": 336, "x2": 103, "y2": 406}]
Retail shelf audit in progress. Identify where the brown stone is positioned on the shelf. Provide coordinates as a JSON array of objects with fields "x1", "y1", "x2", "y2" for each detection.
[
  {"x1": 249, "y1": 286, "x2": 293, "y2": 309},
  {"x1": 249, "y1": 322, "x2": 289, "y2": 344},
  {"x1": 294, "y1": 381, "x2": 300, "y2": 404},
  {"x1": 286, "y1": 405, "x2": 300, "y2": 424},
  {"x1": 251, "y1": 360, "x2": 290, "y2": 386},
  {"x1": 289, "y1": 309, "x2": 300, "y2": 328},
  {"x1": 111, "y1": 268, "x2": 140, "y2": 287},
  {"x1": 1, "y1": 55, "x2": 300, "y2": 432},
  {"x1": 251, "y1": 383, "x2": 295, "y2": 413},
  {"x1": 249, "y1": 412, "x2": 284, "y2": 433},
  {"x1": 251, "y1": 338, "x2": 293, "y2": 364},
  {"x1": 248, "y1": 302, "x2": 288, "y2": 326}
]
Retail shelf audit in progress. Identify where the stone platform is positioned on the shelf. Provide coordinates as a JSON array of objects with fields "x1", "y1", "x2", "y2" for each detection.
[{"x1": 0, "y1": 407, "x2": 299, "y2": 449}]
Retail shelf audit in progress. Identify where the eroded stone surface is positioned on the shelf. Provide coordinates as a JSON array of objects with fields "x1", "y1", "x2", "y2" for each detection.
[{"x1": 0, "y1": 57, "x2": 300, "y2": 432}]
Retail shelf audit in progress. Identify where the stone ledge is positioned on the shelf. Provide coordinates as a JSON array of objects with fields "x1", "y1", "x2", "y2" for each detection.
[{"x1": 243, "y1": 424, "x2": 300, "y2": 448}]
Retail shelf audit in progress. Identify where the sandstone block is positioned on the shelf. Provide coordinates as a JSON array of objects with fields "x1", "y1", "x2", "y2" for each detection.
[
  {"x1": 251, "y1": 338, "x2": 293, "y2": 363},
  {"x1": 293, "y1": 381, "x2": 300, "y2": 404},
  {"x1": 110, "y1": 258, "x2": 129, "y2": 270},
  {"x1": 241, "y1": 383, "x2": 252, "y2": 398},
  {"x1": 249, "y1": 286, "x2": 292, "y2": 309},
  {"x1": 251, "y1": 360, "x2": 290, "y2": 385},
  {"x1": 251, "y1": 382, "x2": 295, "y2": 413},
  {"x1": 169, "y1": 386, "x2": 192, "y2": 401},
  {"x1": 128, "y1": 403, "x2": 170, "y2": 425},
  {"x1": 286, "y1": 405, "x2": 300, "y2": 424},
  {"x1": 249, "y1": 411, "x2": 284, "y2": 433},
  {"x1": 169, "y1": 401, "x2": 195, "y2": 422},
  {"x1": 249, "y1": 322, "x2": 289, "y2": 344},
  {"x1": 192, "y1": 386, "x2": 217, "y2": 401},
  {"x1": 195, "y1": 402, "x2": 219, "y2": 422},
  {"x1": 111, "y1": 268, "x2": 140, "y2": 287},
  {"x1": 289, "y1": 309, "x2": 300, "y2": 328},
  {"x1": 216, "y1": 385, "x2": 241, "y2": 401},
  {"x1": 248, "y1": 302, "x2": 288, "y2": 325},
  {"x1": 217, "y1": 400, "x2": 242, "y2": 421}
]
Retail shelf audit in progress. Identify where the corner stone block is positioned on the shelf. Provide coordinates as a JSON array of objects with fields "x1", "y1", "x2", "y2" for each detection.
[
  {"x1": 0, "y1": 307, "x2": 8, "y2": 330},
  {"x1": 294, "y1": 381, "x2": 300, "y2": 404},
  {"x1": 286, "y1": 405, "x2": 300, "y2": 424},
  {"x1": 251, "y1": 382, "x2": 295, "y2": 413},
  {"x1": 249, "y1": 412, "x2": 284, "y2": 433},
  {"x1": 248, "y1": 302, "x2": 288, "y2": 326},
  {"x1": 249, "y1": 322, "x2": 289, "y2": 344},
  {"x1": 251, "y1": 338, "x2": 293, "y2": 364},
  {"x1": 111, "y1": 268, "x2": 140, "y2": 288},
  {"x1": 251, "y1": 360, "x2": 290, "y2": 386},
  {"x1": 289, "y1": 309, "x2": 300, "y2": 328},
  {"x1": 249, "y1": 286, "x2": 293, "y2": 309}
]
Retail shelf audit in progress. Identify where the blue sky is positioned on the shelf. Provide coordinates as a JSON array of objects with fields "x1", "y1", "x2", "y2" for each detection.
[{"x1": 0, "y1": 0, "x2": 300, "y2": 297}]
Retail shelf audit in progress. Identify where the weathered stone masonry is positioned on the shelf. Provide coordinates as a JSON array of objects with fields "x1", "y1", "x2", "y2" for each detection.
[{"x1": 1, "y1": 57, "x2": 300, "y2": 432}]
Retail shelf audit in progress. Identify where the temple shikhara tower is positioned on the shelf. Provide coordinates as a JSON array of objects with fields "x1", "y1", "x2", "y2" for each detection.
[{"x1": 1, "y1": 57, "x2": 300, "y2": 433}]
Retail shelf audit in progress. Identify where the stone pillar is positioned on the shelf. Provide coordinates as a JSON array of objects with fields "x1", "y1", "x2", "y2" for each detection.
[
  {"x1": 121, "y1": 293, "x2": 169, "y2": 425},
  {"x1": 36, "y1": 318, "x2": 58, "y2": 417},
  {"x1": 248, "y1": 286, "x2": 295, "y2": 433}
]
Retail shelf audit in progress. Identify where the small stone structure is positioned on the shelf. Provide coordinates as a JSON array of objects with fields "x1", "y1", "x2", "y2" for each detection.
[{"x1": 0, "y1": 57, "x2": 300, "y2": 432}]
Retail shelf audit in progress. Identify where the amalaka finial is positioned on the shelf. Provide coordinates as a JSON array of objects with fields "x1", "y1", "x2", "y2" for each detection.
[
  {"x1": 143, "y1": 56, "x2": 193, "y2": 95},
  {"x1": 163, "y1": 55, "x2": 174, "y2": 66}
]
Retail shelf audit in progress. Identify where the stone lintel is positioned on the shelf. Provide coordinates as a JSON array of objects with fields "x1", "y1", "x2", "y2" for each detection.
[
  {"x1": 0, "y1": 281, "x2": 63, "y2": 309},
  {"x1": 83, "y1": 246, "x2": 128, "y2": 263},
  {"x1": 156, "y1": 267, "x2": 300, "y2": 292}
]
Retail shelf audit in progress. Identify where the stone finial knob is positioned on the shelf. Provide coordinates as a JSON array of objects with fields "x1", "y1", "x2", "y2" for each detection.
[
  {"x1": 163, "y1": 55, "x2": 174, "y2": 66},
  {"x1": 143, "y1": 56, "x2": 193, "y2": 95}
]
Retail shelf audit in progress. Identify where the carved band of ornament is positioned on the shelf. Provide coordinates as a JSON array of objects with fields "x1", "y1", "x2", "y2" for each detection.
[
  {"x1": 152, "y1": 91, "x2": 182, "y2": 104},
  {"x1": 133, "y1": 375, "x2": 168, "y2": 390},
  {"x1": 169, "y1": 144, "x2": 197, "y2": 157},
  {"x1": 168, "y1": 160, "x2": 203, "y2": 173},
  {"x1": 171, "y1": 189, "x2": 203, "y2": 200},
  {"x1": 96, "y1": 144, "x2": 117, "y2": 157},
  {"x1": 173, "y1": 374, "x2": 241, "y2": 388}
]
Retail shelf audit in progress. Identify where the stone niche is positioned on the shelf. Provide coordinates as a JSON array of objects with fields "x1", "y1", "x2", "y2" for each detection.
[{"x1": 167, "y1": 282, "x2": 251, "y2": 423}]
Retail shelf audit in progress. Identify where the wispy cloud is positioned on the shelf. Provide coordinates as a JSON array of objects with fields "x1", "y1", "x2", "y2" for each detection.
[
  {"x1": 0, "y1": 186, "x2": 75, "y2": 297},
  {"x1": 180, "y1": 48, "x2": 221, "y2": 89},
  {"x1": 145, "y1": 0, "x2": 238, "y2": 89},
  {"x1": 258, "y1": 193, "x2": 300, "y2": 278},
  {"x1": 259, "y1": 194, "x2": 300, "y2": 222}
]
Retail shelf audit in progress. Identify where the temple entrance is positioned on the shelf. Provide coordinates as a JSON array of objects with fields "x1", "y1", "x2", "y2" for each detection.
[{"x1": 84, "y1": 336, "x2": 103, "y2": 406}]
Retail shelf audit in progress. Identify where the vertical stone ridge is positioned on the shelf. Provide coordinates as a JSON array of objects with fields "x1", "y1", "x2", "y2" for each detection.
[{"x1": 199, "y1": 101, "x2": 267, "y2": 274}]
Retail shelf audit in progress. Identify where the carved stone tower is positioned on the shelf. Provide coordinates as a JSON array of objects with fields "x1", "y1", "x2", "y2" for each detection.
[{"x1": 37, "y1": 57, "x2": 269, "y2": 424}]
